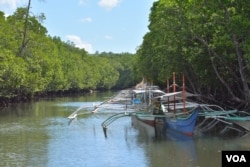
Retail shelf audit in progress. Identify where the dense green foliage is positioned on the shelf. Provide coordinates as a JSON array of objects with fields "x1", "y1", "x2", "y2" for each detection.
[
  {"x1": 0, "y1": 8, "x2": 135, "y2": 102},
  {"x1": 2, "y1": 0, "x2": 250, "y2": 110},
  {"x1": 136, "y1": 0, "x2": 250, "y2": 109}
]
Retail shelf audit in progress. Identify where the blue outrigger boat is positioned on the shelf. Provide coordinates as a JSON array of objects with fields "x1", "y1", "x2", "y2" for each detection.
[
  {"x1": 100, "y1": 90, "x2": 200, "y2": 138},
  {"x1": 132, "y1": 106, "x2": 199, "y2": 136},
  {"x1": 101, "y1": 73, "x2": 200, "y2": 138},
  {"x1": 68, "y1": 73, "x2": 250, "y2": 138}
]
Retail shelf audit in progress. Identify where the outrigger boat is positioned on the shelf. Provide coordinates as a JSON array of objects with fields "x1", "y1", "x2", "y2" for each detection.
[
  {"x1": 100, "y1": 73, "x2": 199, "y2": 137},
  {"x1": 132, "y1": 106, "x2": 199, "y2": 136},
  {"x1": 101, "y1": 73, "x2": 250, "y2": 138},
  {"x1": 68, "y1": 73, "x2": 250, "y2": 138},
  {"x1": 129, "y1": 73, "x2": 199, "y2": 136},
  {"x1": 101, "y1": 110, "x2": 199, "y2": 138}
]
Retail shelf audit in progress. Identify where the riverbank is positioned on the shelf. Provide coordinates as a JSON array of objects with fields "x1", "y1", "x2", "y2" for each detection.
[
  {"x1": 1, "y1": 87, "x2": 250, "y2": 113},
  {"x1": 0, "y1": 89, "x2": 102, "y2": 107}
]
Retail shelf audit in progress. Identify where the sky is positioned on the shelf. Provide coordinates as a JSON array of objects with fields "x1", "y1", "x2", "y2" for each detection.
[{"x1": 0, "y1": 0, "x2": 156, "y2": 54}]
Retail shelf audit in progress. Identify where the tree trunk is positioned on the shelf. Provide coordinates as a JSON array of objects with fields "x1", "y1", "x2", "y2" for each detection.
[
  {"x1": 232, "y1": 34, "x2": 250, "y2": 102},
  {"x1": 195, "y1": 36, "x2": 242, "y2": 102},
  {"x1": 18, "y1": 0, "x2": 31, "y2": 56}
]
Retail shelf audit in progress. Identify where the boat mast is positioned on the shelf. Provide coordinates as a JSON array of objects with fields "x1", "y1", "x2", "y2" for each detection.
[
  {"x1": 182, "y1": 73, "x2": 186, "y2": 112},
  {"x1": 167, "y1": 78, "x2": 170, "y2": 111},
  {"x1": 173, "y1": 72, "x2": 176, "y2": 113}
]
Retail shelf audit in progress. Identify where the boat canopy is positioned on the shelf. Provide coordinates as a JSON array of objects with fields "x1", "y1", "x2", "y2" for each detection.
[
  {"x1": 132, "y1": 89, "x2": 166, "y2": 94},
  {"x1": 154, "y1": 91, "x2": 198, "y2": 100}
]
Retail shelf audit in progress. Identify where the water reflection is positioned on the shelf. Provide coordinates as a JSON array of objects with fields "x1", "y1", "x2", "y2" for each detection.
[
  {"x1": 0, "y1": 114, "x2": 49, "y2": 167},
  {"x1": 0, "y1": 93, "x2": 250, "y2": 167},
  {"x1": 130, "y1": 116, "x2": 198, "y2": 167}
]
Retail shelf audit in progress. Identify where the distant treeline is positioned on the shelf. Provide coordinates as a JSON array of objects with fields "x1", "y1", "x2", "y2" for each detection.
[{"x1": 0, "y1": 8, "x2": 136, "y2": 104}]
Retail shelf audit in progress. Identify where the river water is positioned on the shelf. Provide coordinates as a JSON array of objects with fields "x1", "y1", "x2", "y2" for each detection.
[{"x1": 0, "y1": 91, "x2": 250, "y2": 167}]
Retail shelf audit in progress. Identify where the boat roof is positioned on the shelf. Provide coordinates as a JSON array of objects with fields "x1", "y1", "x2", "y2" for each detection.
[
  {"x1": 132, "y1": 89, "x2": 199, "y2": 101},
  {"x1": 152, "y1": 91, "x2": 198, "y2": 102},
  {"x1": 159, "y1": 91, "x2": 183, "y2": 97},
  {"x1": 132, "y1": 89, "x2": 165, "y2": 94},
  {"x1": 160, "y1": 91, "x2": 197, "y2": 98}
]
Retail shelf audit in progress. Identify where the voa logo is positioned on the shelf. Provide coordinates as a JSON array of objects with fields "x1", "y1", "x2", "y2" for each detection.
[
  {"x1": 222, "y1": 151, "x2": 250, "y2": 167},
  {"x1": 226, "y1": 155, "x2": 246, "y2": 162}
]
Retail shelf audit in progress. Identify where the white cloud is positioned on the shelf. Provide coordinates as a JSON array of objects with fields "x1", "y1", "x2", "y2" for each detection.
[
  {"x1": 66, "y1": 35, "x2": 94, "y2": 53},
  {"x1": 79, "y1": 0, "x2": 90, "y2": 6},
  {"x1": 104, "y1": 35, "x2": 112, "y2": 40},
  {"x1": 0, "y1": 0, "x2": 26, "y2": 15},
  {"x1": 0, "y1": 0, "x2": 17, "y2": 9},
  {"x1": 78, "y1": 0, "x2": 85, "y2": 5},
  {"x1": 98, "y1": 0, "x2": 121, "y2": 10},
  {"x1": 80, "y1": 17, "x2": 92, "y2": 23}
]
